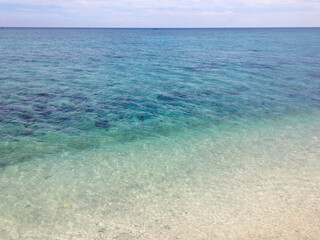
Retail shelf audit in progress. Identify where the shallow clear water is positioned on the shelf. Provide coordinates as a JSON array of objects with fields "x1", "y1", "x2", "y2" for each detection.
[
  {"x1": 0, "y1": 28, "x2": 320, "y2": 239},
  {"x1": 1, "y1": 28, "x2": 320, "y2": 166}
]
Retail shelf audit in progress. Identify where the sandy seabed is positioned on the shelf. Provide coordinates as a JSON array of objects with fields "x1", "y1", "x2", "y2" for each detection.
[{"x1": 1, "y1": 117, "x2": 320, "y2": 240}]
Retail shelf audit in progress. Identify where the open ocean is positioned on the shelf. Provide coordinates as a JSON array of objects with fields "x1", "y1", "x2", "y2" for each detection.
[{"x1": 1, "y1": 28, "x2": 320, "y2": 239}]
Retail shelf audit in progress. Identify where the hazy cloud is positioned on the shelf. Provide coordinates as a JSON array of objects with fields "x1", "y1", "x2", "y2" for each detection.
[{"x1": 0, "y1": 0, "x2": 319, "y2": 27}]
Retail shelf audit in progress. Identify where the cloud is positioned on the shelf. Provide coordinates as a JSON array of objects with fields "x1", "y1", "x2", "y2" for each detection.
[
  {"x1": 1, "y1": 0, "x2": 319, "y2": 9},
  {"x1": 199, "y1": 10, "x2": 233, "y2": 15},
  {"x1": 0, "y1": 0, "x2": 319, "y2": 27}
]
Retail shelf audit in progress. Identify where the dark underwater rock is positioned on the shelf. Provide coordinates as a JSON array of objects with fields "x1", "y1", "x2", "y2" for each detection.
[
  {"x1": 34, "y1": 104, "x2": 47, "y2": 112},
  {"x1": 85, "y1": 108, "x2": 94, "y2": 113},
  {"x1": 95, "y1": 120, "x2": 112, "y2": 128},
  {"x1": 41, "y1": 111, "x2": 52, "y2": 117},
  {"x1": 183, "y1": 66, "x2": 197, "y2": 72},
  {"x1": 137, "y1": 115, "x2": 151, "y2": 121},
  {"x1": 20, "y1": 113, "x2": 33, "y2": 121},
  {"x1": 172, "y1": 91, "x2": 189, "y2": 99},
  {"x1": 156, "y1": 94, "x2": 175, "y2": 101},
  {"x1": 35, "y1": 93, "x2": 53, "y2": 103},
  {"x1": 58, "y1": 116, "x2": 71, "y2": 122},
  {"x1": 36, "y1": 93, "x2": 51, "y2": 98}
]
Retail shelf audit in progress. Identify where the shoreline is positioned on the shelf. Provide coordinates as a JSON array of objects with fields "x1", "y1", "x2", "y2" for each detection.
[{"x1": 1, "y1": 114, "x2": 320, "y2": 239}]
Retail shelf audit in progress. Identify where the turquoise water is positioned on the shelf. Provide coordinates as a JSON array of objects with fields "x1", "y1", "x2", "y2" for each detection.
[
  {"x1": 1, "y1": 28, "x2": 320, "y2": 166},
  {"x1": 1, "y1": 28, "x2": 320, "y2": 239}
]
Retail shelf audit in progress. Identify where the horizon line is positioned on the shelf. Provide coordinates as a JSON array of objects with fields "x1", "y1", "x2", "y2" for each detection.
[{"x1": 1, "y1": 26, "x2": 320, "y2": 29}]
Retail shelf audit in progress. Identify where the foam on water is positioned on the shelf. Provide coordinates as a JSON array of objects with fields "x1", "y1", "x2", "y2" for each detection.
[{"x1": 1, "y1": 113, "x2": 320, "y2": 239}]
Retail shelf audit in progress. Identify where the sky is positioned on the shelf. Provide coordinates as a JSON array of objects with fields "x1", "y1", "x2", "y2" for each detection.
[{"x1": 0, "y1": 0, "x2": 320, "y2": 27}]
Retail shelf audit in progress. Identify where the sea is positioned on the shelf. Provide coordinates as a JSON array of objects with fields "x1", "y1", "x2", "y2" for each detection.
[{"x1": 1, "y1": 28, "x2": 320, "y2": 239}]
